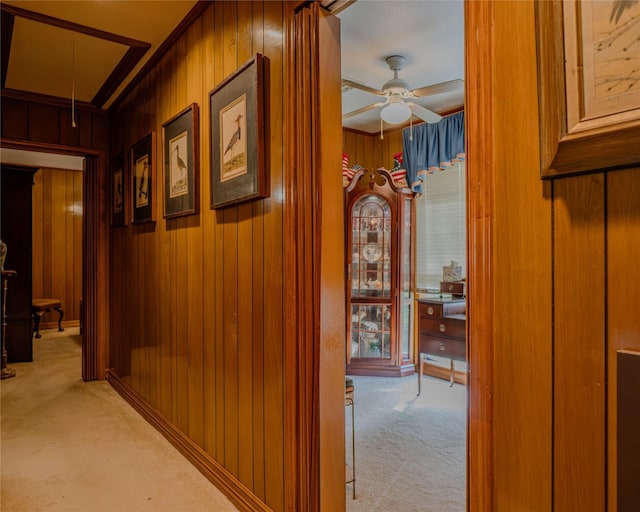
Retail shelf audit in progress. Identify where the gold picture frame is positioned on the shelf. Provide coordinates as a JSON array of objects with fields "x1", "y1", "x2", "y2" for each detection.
[{"x1": 535, "y1": 0, "x2": 640, "y2": 179}]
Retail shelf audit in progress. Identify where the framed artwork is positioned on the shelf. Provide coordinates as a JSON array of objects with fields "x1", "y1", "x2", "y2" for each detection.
[
  {"x1": 535, "y1": 0, "x2": 640, "y2": 179},
  {"x1": 110, "y1": 152, "x2": 126, "y2": 226},
  {"x1": 209, "y1": 53, "x2": 269, "y2": 209},
  {"x1": 162, "y1": 103, "x2": 199, "y2": 218},
  {"x1": 130, "y1": 132, "x2": 156, "y2": 223}
]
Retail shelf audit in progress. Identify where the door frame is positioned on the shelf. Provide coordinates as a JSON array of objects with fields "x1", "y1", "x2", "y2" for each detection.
[
  {"x1": 305, "y1": 1, "x2": 496, "y2": 510},
  {"x1": 0, "y1": 138, "x2": 109, "y2": 382}
]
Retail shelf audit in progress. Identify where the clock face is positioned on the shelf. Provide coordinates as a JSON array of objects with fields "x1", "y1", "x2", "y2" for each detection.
[{"x1": 362, "y1": 244, "x2": 382, "y2": 262}]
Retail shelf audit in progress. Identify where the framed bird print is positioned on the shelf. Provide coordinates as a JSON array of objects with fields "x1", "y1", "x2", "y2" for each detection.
[
  {"x1": 209, "y1": 53, "x2": 269, "y2": 209},
  {"x1": 162, "y1": 104, "x2": 199, "y2": 218},
  {"x1": 110, "y1": 152, "x2": 126, "y2": 227},
  {"x1": 130, "y1": 132, "x2": 156, "y2": 223}
]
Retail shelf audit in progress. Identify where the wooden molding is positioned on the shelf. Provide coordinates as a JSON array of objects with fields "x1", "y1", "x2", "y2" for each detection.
[
  {"x1": 1, "y1": 10, "x2": 14, "y2": 89},
  {"x1": 107, "y1": 370, "x2": 272, "y2": 512},
  {"x1": 465, "y1": 0, "x2": 495, "y2": 510}
]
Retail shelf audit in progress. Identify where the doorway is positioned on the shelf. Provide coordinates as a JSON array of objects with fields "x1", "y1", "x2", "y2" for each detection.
[
  {"x1": 335, "y1": 1, "x2": 467, "y2": 509},
  {"x1": 0, "y1": 143, "x2": 107, "y2": 381}
]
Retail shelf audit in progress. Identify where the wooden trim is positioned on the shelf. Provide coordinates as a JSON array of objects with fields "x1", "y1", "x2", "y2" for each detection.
[
  {"x1": 106, "y1": 370, "x2": 272, "y2": 512},
  {"x1": 1, "y1": 11, "x2": 14, "y2": 89},
  {"x1": 0, "y1": 138, "x2": 107, "y2": 382},
  {"x1": 0, "y1": 3, "x2": 149, "y2": 47},
  {"x1": 465, "y1": 0, "x2": 495, "y2": 510},
  {"x1": 92, "y1": 46, "x2": 150, "y2": 108},
  {"x1": 0, "y1": 88, "x2": 103, "y2": 112},
  {"x1": 285, "y1": 5, "x2": 318, "y2": 510},
  {"x1": 109, "y1": 1, "x2": 210, "y2": 111},
  {"x1": 421, "y1": 361, "x2": 467, "y2": 386}
]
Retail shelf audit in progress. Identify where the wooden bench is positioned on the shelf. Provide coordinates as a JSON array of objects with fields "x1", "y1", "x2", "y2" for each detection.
[{"x1": 32, "y1": 298, "x2": 64, "y2": 338}]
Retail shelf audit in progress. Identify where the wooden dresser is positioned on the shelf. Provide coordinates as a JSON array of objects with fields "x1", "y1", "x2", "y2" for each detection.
[{"x1": 417, "y1": 296, "x2": 466, "y2": 394}]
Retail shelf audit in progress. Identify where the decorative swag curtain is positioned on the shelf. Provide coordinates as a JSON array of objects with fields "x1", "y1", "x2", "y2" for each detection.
[{"x1": 402, "y1": 111, "x2": 465, "y2": 194}]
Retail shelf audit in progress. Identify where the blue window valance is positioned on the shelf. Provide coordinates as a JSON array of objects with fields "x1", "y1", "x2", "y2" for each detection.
[{"x1": 402, "y1": 111, "x2": 465, "y2": 194}]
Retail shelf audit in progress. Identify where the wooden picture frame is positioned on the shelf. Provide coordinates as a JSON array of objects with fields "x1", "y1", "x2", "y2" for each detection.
[
  {"x1": 162, "y1": 104, "x2": 199, "y2": 218},
  {"x1": 209, "y1": 53, "x2": 268, "y2": 209},
  {"x1": 130, "y1": 132, "x2": 156, "y2": 223},
  {"x1": 535, "y1": 0, "x2": 640, "y2": 179},
  {"x1": 110, "y1": 152, "x2": 126, "y2": 226}
]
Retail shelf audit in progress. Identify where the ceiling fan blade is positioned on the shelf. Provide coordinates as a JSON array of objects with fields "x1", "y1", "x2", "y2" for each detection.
[
  {"x1": 408, "y1": 103, "x2": 443, "y2": 123},
  {"x1": 342, "y1": 79, "x2": 385, "y2": 96},
  {"x1": 410, "y1": 79, "x2": 464, "y2": 98},
  {"x1": 343, "y1": 102, "x2": 385, "y2": 119}
]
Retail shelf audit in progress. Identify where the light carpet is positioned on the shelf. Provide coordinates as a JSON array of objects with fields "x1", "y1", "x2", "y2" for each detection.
[
  {"x1": 346, "y1": 374, "x2": 466, "y2": 512},
  {"x1": 0, "y1": 328, "x2": 239, "y2": 512}
]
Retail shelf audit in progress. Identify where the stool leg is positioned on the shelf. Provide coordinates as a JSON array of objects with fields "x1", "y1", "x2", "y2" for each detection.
[
  {"x1": 33, "y1": 311, "x2": 42, "y2": 338},
  {"x1": 55, "y1": 307, "x2": 64, "y2": 332}
]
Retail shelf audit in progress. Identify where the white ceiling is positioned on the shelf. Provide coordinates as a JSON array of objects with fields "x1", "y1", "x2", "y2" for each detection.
[{"x1": 337, "y1": 0, "x2": 465, "y2": 133}]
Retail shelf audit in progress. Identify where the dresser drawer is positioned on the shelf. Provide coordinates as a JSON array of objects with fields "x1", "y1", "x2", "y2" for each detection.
[
  {"x1": 420, "y1": 316, "x2": 466, "y2": 339},
  {"x1": 419, "y1": 336, "x2": 466, "y2": 361},
  {"x1": 418, "y1": 302, "x2": 443, "y2": 318}
]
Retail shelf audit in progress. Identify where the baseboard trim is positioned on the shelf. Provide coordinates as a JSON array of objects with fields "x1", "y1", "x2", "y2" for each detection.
[
  {"x1": 420, "y1": 361, "x2": 467, "y2": 385},
  {"x1": 39, "y1": 320, "x2": 80, "y2": 330},
  {"x1": 106, "y1": 369, "x2": 272, "y2": 512}
]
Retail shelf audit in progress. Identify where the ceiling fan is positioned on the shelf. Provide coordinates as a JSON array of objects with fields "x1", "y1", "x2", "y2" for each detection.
[{"x1": 342, "y1": 55, "x2": 463, "y2": 125}]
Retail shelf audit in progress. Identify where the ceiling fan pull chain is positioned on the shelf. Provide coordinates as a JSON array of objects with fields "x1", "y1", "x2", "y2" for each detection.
[{"x1": 380, "y1": 117, "x2": 384, "y2": 140}]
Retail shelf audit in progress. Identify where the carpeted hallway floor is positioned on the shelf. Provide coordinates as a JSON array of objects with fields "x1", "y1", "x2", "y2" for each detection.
[
  {"x1": 0, "y1": 328, "x2": 239, "y2": 512},
  {"x1": 1, "y1": 328, "x2": 466, "y2": 512}
]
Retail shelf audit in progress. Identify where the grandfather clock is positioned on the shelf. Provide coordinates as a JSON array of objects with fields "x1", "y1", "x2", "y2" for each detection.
[{"x1": 344, "y1": 167, "x2": 414, "y2": 376}]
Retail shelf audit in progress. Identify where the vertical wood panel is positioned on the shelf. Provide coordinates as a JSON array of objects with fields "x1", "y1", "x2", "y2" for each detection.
[
  {"x1": 607, "y1": 167, "x2": 640, "y2": 511},
  {"x1": 553, "y1": 174, "x2": 606, "y2": 511},
  {"x1": 186, "y1": 19, "x2": 205, "y2": 447},
  {"x1": 213, "y1": 0, "x2": 226, "y2": 465},
  {"x1": 32, "y1": 167, "x2": 82, "y2": 325},
  {"x1": 493, "y1": 1, "x2": 553, "y2": 509},
  {"x1": 237, "y1": 0, "x2": 255, "y2": 490},
  {"x1": 32, "y1": 170, "x2": 44, "y2": 300},
  {"x1": 201, "y1": 2, "x2": 217, "y2": 459},
  {"x1": 263, "y1": 1, "x2": 284, "y2": 508},
  {"x1": 251, "y1": 0, "x2": 266, "y2": 500},
  {"x1": 28, "y1": 103, "x2": 59, "y2": 143}
]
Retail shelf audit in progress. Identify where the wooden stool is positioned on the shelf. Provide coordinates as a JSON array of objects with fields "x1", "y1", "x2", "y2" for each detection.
[{"x1": 32, "y1": 298, "x2": 64, "y2": 338}]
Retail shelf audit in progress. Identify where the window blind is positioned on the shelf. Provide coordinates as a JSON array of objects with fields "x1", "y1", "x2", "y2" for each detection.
[{"x1": 415, "y1": 162, "x2": 466, "y2": 290}]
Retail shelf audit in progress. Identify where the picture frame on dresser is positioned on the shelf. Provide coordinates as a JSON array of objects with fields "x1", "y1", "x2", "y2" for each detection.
[
  {"x1": 209, "y1": 53, "x2": 268, "y2": 209},
  {"x1": 535, "y1": 0, "x2": 640, "y2": 179},
  {"x1": 130, "y1": 132, "x2": 156, "y2": 224},
  {"x1": 110, "y1": 152, "x2": 126, "y2": 226},
  {"x1": 162, "y1": 103, "x2": 199, "y2": 218}
]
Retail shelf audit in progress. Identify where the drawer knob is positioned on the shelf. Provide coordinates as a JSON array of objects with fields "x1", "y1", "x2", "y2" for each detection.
[
  {"x1": 439, "y1": 323, "x2": 446, "y2": 333},
  {"x1": 448, "y1": 284, "x2": 454, "y2": 291},
  {"x1": 427, "y1": 306, "x2": 434, "y2": 315},
  {"x1": 439, "y1": 343, "x2": 446, "y2": 351}
]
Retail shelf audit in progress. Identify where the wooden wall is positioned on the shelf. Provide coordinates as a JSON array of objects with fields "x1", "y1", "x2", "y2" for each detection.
[
  {"x1": 467, "y1": 1, "x2": 640, "y2": 510},
  {"x1": 108, "y1": 3, "x2": 285, "y2": 510},
  {"x1": 32, "y1": 167, "x2": 83, "y2": 326},
  {"x1": 342, "y1": 127, "x2": 403, "y2": 172}
]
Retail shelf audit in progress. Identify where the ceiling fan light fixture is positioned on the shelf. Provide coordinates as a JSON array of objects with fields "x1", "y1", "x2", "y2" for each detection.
[{"x1": 380, "y1": 101, "x2": 411, "y2": 125}]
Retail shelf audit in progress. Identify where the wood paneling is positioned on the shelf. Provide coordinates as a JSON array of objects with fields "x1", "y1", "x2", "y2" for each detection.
[
  {"x1": 32, "y1": 167, "x2": 83, "y2": 326},
  {"x1": 553, "y1": 175, "x2": 606, "y2": 511},
  {"x1": 108, "y1": 2, "x2": 286, "y2": 510},
  {"x1": 342, "y1": 127, "x2": 402, "y2": 172},
  {"x1": 607, "y1": 167, "x2": 640, "y2": 511},
  {"x1": 468, "y1": 1, "x2": 640, "y2": 511}
]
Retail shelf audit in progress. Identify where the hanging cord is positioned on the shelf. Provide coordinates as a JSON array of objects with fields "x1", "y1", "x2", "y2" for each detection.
[
  {"x1": 380, "y1": 116, "x2": 384, "y2": 140},
  {"x1": 71, "y1": 39, "x2": 77, "y2": 128},
  {"x1": 409, "y1": 115, "x2": 413, "y2": 141}
]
